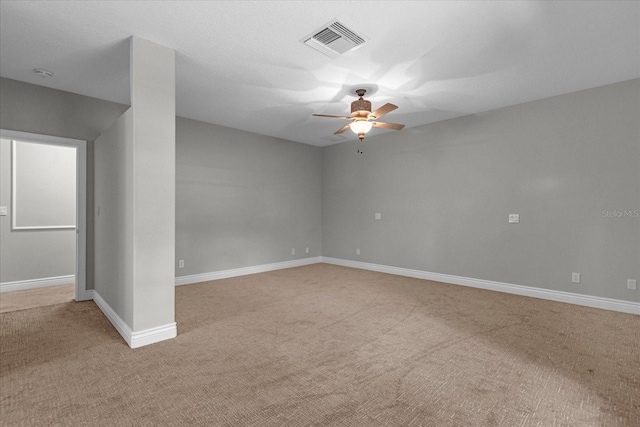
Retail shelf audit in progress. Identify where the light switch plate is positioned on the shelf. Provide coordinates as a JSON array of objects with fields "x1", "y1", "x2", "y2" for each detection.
[
  {"x1": 508, "y1": 214, "x2": 520, "y2": 223},
  {"x1": 628, "y1": 279, "x2": 637, "y2": 290},
  {"x1": 0, "y1": 206, "x2": 7, "y2": 216}
]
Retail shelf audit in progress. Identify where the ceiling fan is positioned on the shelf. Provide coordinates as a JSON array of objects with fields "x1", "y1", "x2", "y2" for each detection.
[{"x1": 313, "y1": 89, "x2": 405, "y2": 141}]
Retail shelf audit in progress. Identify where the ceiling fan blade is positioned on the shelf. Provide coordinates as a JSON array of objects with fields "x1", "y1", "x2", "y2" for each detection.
[
  {"x1": 370, "y1": 103, "x2": 398, "y2": 120},
  {"x1": 313, "y1": 114, "x2": 353, "y2": 120},
  {"x1": 372, "y1": 121, "x2": 405, "y2": 131},
  {"x1": 334, "y1": 123, "x2": 352, "y2": 134}
]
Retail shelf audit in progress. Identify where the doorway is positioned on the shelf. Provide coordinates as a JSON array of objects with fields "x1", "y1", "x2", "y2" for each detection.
[{"x1": 0, "y1": 129, "x2": 87, "y2": 302}]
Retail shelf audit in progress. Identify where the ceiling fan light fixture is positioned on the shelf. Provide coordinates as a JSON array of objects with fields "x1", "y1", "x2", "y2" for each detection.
[
  {"x1": 312, "y1": 87, "x2": 404, "y2": 143},
  {"x1": 349, "y1": 120, "x2": 373, "y2": 141}
]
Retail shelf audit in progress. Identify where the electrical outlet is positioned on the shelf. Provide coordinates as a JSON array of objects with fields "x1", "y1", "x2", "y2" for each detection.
[
  {"x1": 628, "y1": 279, "x2": 637, "y2": 290},
  {"x1": 375, "y1": 213, "x2": 381, "y2": 220},
  {"x1": 356, "y1": 248, "x2": 360, "y2": 255},
  {"x1": 572, "y1": 272, "x2": 580, "y2": 283},
  {"x1": 178, "y1": 260, "x2": 184, "y2": 269},
  {"x1": 508, "y1": 214, "x2": 520, "y2": 223},
  {"x1": 291, "y1": 248, "x2": 295, "y2": 255},
  {"x1": 305, "y1": 247, "x2": 309, "y2": 254}
]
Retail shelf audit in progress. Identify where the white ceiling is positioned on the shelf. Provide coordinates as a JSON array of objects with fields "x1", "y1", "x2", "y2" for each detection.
[{"x1": 1, "y1": 1, "x2": 639, "y2": 147}]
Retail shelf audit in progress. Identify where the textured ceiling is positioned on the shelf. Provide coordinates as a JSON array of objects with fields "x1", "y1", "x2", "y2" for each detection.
[{"x1": 1, "y1": 1, "x2": 639, "y2": 146}]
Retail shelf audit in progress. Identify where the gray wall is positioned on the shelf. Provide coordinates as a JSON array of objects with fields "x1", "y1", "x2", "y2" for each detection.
[
  {"x1": 94, "y1": 109, "x2": 134, "y2": 324},
  {"x1": 0, "y1": 77, "x2": 322, "y2": 294},
  {"x1": 2, "y1": 76, "x2": 637, "y2": 306},
  {"x1": 0, "y1": 138, "x2": 75, "y2": 283},
  {"x1": 0, "y1": 78, "x2": 130, "y2": 142},
  {"x1": 322, "y1": 79, "x2": 640, "y2": 303},
  {"x1": 0, "y1": 77, "x2": 129, "y2": 288},
  {"x1": 176, "y1": 117, "x2": 322, "y2": 275},
  {"x1": 129, "y1": 37, "x2": 175, "y2": 331},
  {"x1": 94, "y1": 37, "x2": 176, "y2": 333}
]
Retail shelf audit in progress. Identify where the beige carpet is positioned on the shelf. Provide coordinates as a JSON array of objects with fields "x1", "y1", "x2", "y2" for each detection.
[
  {"x1": 1, "y1": 264, "x2": 638, "y2": 426},
  {"x1": 0, "y1": 283, "x2": 75, "y2": 313}
]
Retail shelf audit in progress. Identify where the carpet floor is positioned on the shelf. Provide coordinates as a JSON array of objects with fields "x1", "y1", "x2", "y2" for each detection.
[
  {"x1": 1, "y1": 264, "x2": 638, "y2": 426},
  {"x1": 0, "y1": 284, "x2": 75, "y2": 313}
]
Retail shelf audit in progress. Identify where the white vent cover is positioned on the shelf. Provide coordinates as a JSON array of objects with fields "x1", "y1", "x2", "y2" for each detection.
[{"x1": 303, "y1": 20, "x2": 367, "y2": 58}]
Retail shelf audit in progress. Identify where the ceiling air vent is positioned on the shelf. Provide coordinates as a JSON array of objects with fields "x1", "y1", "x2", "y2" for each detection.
[{"x1": 303, "y1": 20, "x2": 367, "y2": 58}]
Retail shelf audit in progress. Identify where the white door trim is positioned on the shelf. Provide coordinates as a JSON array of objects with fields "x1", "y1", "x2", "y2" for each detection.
[{"x1": 0, "y1": 129, "x2": 88, "y2": 301}]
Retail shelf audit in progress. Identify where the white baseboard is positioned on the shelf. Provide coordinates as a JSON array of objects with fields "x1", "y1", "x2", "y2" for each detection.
[
  {"x1": 92, "y1": 291, "x2": 177, "y2": 349},
  {"x1": 130, "y1": 323, "x2": 177, "y2": 349},
  {"x1": 0, "y1": 275, "x2": 75, "y2": 293},
  {"x1": 91, "y1": 291, "x2": 132, "y2": 345},
  {"x1": 89, "y1": 256, "x2": 635, "y2": 350},
  {"x1": 321, "y1": 257, "x2": 640, "y2": 315},
  {"x1": 175, "y1": 256, "x2": 323, "y2": 286}
]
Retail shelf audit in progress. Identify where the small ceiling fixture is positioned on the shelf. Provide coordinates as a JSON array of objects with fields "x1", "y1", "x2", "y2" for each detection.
[
  {"x1": 312, "y1": 89, "x2": 405, "y2": 141},
  {"x1": 33, "y1": 68, "x2": 54, "y2": 78}
]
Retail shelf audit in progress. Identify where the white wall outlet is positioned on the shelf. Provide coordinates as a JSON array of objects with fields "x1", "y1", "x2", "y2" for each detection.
[
  {"x1": 375, "y1": 213, "x2": 381, "y2": 220},
  {"x1": 572, "y1": 272, "x2": 580, "y2": 283},
  {"x1": 178, "y1": 259, "x2": 184, "y2": 268},
  {"x1": 356, "y1": 248, "x2": 361, "y2": 255},
  {"x1": 305, "y1": 247, "x2": 309, "y2": 254},
  {"x1": 508, "y1": 214, "x2": 520, "y2": 223},
  {"x1": 291, "y1": 248, "x2": 295, "y2": 255},
  {"x1": 0, "y1": 206, "x2": 7, "y2": 216},
  {"x1": 627, "y1": 279, "x2": 637, "y2": 290}
]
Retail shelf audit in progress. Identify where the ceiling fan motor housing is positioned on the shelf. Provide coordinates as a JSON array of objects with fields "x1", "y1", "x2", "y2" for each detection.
[
  {"x1": 351, "y1": 98, "x2": 371, "y2": 118},
  {"x1": 351, "y1": 89, "x2": 372, "y2": 119}
]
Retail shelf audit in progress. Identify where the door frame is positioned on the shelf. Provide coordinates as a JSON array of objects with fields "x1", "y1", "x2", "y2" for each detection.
[{"x1": 0, "y1": 129, "x2": 88, "y2": 301}]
